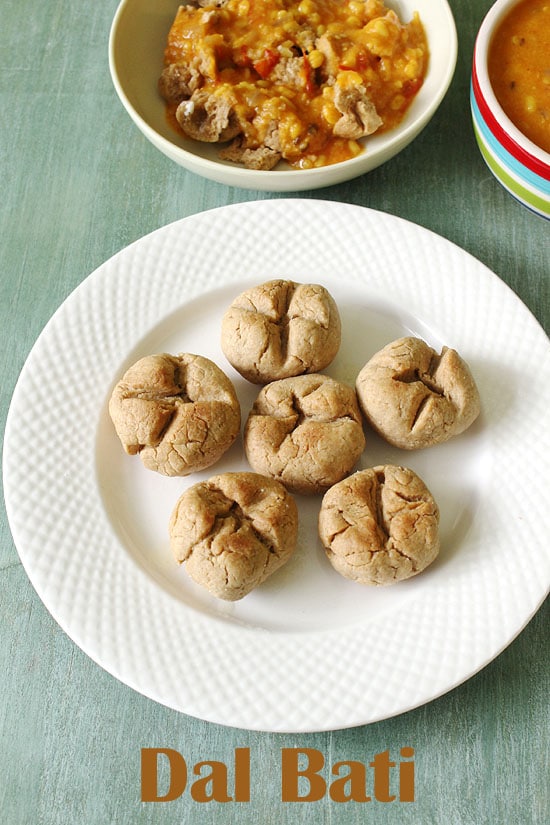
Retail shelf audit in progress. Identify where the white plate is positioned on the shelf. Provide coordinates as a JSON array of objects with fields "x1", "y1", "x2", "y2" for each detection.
[{"x1": 4, "y1": 200, "x2": 549, "y2": 731}]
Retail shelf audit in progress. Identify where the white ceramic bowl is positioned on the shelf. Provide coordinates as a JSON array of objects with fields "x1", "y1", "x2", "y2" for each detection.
[
  {"x1": 109, "y1": 0, "x2": 457, "y2": 191},
  {"x1": 471, "y1": 0, "x2": 550, "y2": 219}
]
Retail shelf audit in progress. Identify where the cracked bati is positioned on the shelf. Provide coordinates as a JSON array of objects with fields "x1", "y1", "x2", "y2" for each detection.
[
  {"x1": 355, "y1": 337, "x2": 481, "y2": 449},
  {"x1": 221, "y1": 280, "x2": 341, "y2": 383},
  {"x1": 108, "y1": 353, "x2": 240, "y2": 476},
  {"x1": 318, "y1": 465, "x2": 440, "y2": 585},
  {"x1": 244, "y1": 373, "x2": 365, "y2": 495},
  {"x1": 169, "y1": 472, "x2": 299, "y2": 600}
]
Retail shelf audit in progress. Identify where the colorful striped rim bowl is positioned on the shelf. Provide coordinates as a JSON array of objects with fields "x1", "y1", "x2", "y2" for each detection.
[{"x1": 471, "y1": 0, "x2": 550, "y2": 220}]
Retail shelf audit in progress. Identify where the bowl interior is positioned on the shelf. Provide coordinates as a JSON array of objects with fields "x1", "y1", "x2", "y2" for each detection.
[
  {"x1": 109, "y1": 0, "x2": 458, "y2": 188},
  {"x1": 473, "y1": 0, "x2": 550, "y2": 169}
]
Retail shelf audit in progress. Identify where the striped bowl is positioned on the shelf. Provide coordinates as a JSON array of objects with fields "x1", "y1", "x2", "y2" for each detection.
[{"x1": 471, "y1": 0, "x2": 550, "y2": 220}]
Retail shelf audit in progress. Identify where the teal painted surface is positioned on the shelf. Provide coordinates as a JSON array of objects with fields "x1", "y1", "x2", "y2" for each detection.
[{"x1": 1, "y1": 1, "x2": 548, "y2": 823}]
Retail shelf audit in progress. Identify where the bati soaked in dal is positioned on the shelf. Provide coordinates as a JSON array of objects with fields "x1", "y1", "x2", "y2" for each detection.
[{"x1": 159, "y1": 0, "x2": 428, "y2": 169}]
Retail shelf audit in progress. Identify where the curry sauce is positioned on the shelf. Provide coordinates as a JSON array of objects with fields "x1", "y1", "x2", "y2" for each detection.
[{"x1": 488, "y1": 0, "x2": 550, "y2": 153}]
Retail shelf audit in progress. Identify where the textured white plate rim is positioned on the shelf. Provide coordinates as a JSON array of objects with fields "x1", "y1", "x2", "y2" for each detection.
[{"x1": 3, "y1": 199, "x2": 549, "y2": 732}]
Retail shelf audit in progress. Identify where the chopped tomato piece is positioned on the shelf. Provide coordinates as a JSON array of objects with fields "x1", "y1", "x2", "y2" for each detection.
[
  {"x1": 253, "y1": 49, "x2": 280, "y2": 78},
  {"x1": 303, "y1": 56, "x2": 316, "y2": 95}
]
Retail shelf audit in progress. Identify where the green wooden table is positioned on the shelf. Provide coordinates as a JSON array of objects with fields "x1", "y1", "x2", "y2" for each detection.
[{"x1": 1, "y1": 1, "x2": 548, "y2": 822}]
